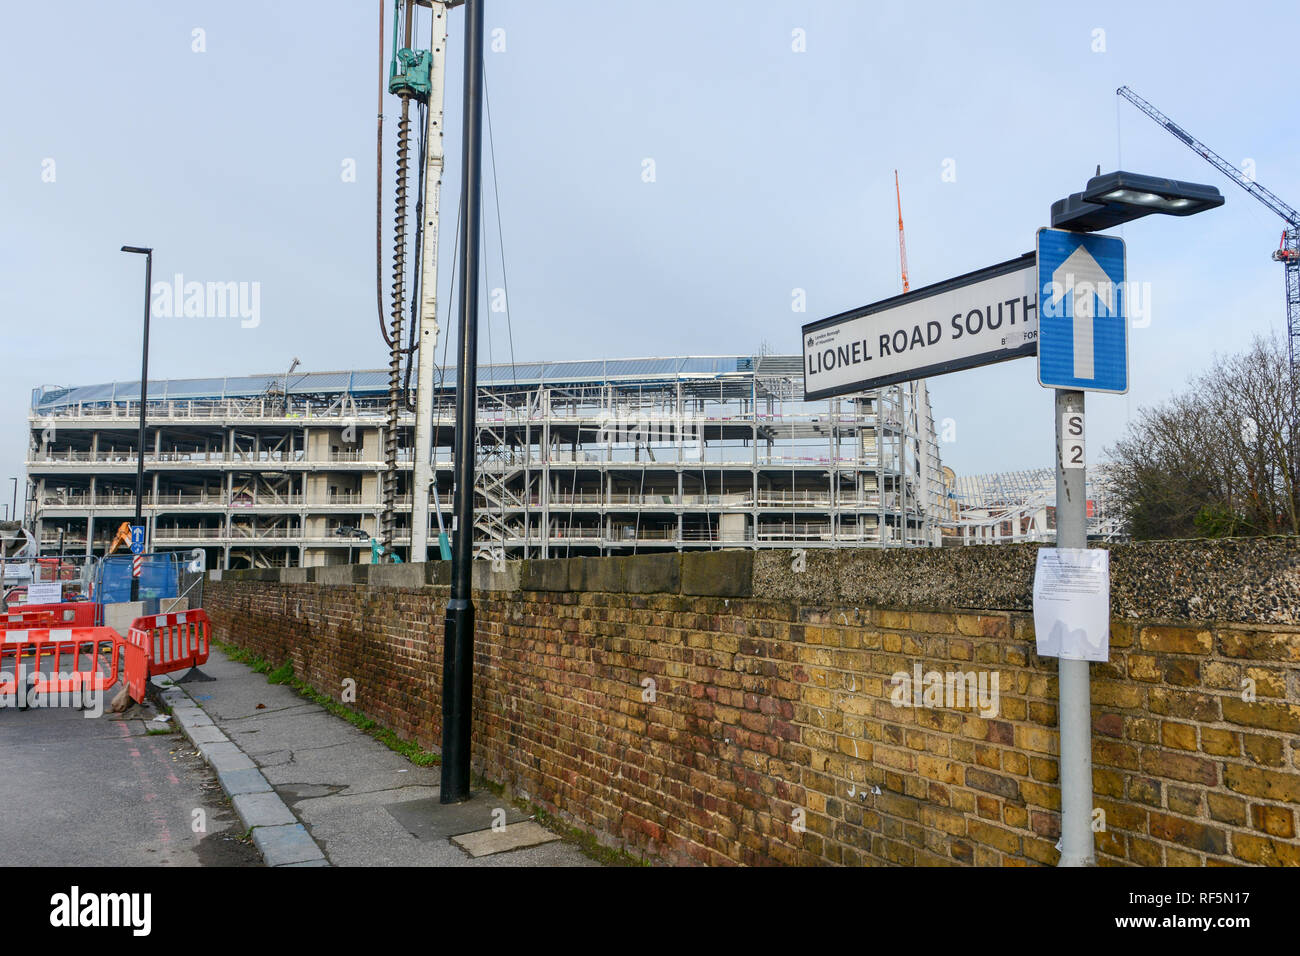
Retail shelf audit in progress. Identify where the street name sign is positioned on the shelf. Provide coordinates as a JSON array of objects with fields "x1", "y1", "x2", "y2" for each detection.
[
  {"x1": 802, "y1": 252, "x2": 1038, "y2": 401},
  {"x1": 1036, "y1": 228, "x2": 1128, "y2": 393}
]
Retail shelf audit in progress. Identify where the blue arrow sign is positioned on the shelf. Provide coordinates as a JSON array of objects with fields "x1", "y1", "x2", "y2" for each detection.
[
  {"x1": 1037, "y1": 228, "x2": 1128, "y2": 393},
  {"x1": 129, "y1": 525, "x2": 146, "y2": 555}
]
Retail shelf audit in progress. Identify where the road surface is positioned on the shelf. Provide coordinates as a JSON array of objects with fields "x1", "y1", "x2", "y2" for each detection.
[{"x1": 0, "y1": 692, "x2": 260, "y2": 866}]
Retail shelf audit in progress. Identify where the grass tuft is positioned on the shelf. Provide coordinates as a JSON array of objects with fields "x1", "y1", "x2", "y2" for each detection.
[
  {"x1": 212, "y1": 640, "x2": 638, "y2": 864},
  {"x1": 214, "y1": 640, "x2": 439, "y2": 766}
]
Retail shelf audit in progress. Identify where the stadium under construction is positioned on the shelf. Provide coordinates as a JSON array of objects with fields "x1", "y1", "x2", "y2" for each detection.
[{"x1": 26, "y1": 355, "x2": 952, "y2": 569}]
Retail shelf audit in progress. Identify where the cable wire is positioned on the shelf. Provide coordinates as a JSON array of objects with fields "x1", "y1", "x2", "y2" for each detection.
[{"x1": 482, "y1": 61, "x2": 518, "y2": 387}]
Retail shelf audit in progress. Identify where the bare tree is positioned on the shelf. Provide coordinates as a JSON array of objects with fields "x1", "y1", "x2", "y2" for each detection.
[{"x1": 1106, "y1": 334, "x2": 1298, "y2": 539}]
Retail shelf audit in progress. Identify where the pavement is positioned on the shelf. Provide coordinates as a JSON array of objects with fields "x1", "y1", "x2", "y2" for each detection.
[
  {"x1": 156, "y1": 646, "x2": 600, "y2": 867},
  {"x1": 0, "y1": 681, "x2": 260, "y2": 867}
]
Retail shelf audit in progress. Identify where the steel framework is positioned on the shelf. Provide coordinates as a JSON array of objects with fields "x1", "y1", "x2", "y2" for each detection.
[{"x1": 27, "y1": 355, "x2": 947, "y2": 567}]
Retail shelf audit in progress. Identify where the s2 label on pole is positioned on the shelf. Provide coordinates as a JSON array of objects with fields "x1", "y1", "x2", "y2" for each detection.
[{"x1": 1061, "y1": 410, "x2": 1085, "y2": 470}]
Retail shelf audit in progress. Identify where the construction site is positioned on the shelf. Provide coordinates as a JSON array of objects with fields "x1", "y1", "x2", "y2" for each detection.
[
  {"x1": 4, "y1": 0, "x2": 1297, "y2": 888},
  {"x1": 26, "y1": 356, "x2": 947, "y2": 568}
]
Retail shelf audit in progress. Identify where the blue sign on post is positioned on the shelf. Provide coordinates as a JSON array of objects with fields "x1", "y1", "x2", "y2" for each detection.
[
  {"x1": 129, "y1": 525, "x2": 146, "y2": 555},
  {"x1": 1036, "y1": 228, "x2": 1128, "y2": 393}
]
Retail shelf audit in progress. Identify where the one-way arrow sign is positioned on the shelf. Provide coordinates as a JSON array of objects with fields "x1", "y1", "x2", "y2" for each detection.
[{"x1": 1037, "y1": 228, "x2": 1127, "y2": 392}]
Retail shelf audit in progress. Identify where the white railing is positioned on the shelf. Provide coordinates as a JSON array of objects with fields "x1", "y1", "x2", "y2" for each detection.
[
  {"x1": 40, "y1": 493, "x2": 305, "y2": 508},
  {"x1": 154, "y1": 528, "x2": 225, "y2": 539}
]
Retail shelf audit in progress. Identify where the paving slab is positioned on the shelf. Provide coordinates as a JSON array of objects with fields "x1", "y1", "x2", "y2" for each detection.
[
  {"x1": 224, "y1": 711, "x2": 372, "y2": 755},
  {"x1": 386, "y1": 793, "x2": 527, "y2": 841},
  {"x1": 252, "y1": 823, "x2": 326, "y2": 867},
  {"x1": 203, "y1": 744, "x2": 257, "y2": 773},
  {"x1": 186, "y1": 724, "x2": 229, "y2": 746},
  {"x1": 166, "y1": 646, "x2": 598, "y2": 867},
  {"x1": 452, "y1": 821, "x2": 563, "y2": 858},
  {"x1": 217, "y1": 767, "x2": 275, "y2": 797},
  {"x1": 233, "y1": 790, "x2": 298, "y2": 829}
]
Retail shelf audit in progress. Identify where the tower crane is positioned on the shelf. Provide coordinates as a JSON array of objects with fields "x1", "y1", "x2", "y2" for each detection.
[
  {"x1": 894, "y1": 169, "x2": 910, "y2": 294},
  {"x1": 891, "y1": 170, "x2": 938, "y2": 545},
  {"x1": 1117, "y1": 86, "x2": 1300, "y2": 381}
]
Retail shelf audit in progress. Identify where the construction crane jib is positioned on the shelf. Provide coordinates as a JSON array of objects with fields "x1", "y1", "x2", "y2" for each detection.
[{"x1": 1116, "y1": 86, "x2": 1300, "y2": 367}]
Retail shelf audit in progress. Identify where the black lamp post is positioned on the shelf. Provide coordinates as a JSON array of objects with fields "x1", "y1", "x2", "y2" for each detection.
[
  {"x1": 440, "y1": 0, "x2": 485, "y2": 805},
  {"x1": 122, "y1": 245, "x2": 153, "y2": 601}
]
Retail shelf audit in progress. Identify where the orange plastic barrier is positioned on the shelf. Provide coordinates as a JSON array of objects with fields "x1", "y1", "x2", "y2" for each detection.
[
  {"x1": 0, "y1": 626, "x2": 124, "y2": 701},
  {"x1": 126, "y1": 609, "x2": 210, "y2": 678},
  {"x1": 0, "y1": 609, "x2": 60, "y2": 629},
  {"x1": 122, "y1": 639, "x2": 148, "y2": 704},
  {"x1": 2, "y1": 602, "x2": 98, "y2": 628}
]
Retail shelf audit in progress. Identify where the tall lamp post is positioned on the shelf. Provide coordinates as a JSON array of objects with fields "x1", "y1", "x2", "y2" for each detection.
[
  {"x1": 1047, "y1": 171, "x2": 1222, "y2": 866},
  {"x1": 440, "y1": 0, "x2": 485, "y2": 805},
  {"x1": 121, "y1": 245, "x2": 153, "y2": 602}
]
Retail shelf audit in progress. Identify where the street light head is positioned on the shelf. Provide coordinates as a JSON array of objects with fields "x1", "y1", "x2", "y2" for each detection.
[
  {"x1": 1083, "y1": 171, "x2": 1224, "y2": 216},
  {"x1": 1052, "y1": 170, "x2": 1224, "y2": 232},
  {"x1": 121, "y1": 245, "x2": 152, "y2": 255}
]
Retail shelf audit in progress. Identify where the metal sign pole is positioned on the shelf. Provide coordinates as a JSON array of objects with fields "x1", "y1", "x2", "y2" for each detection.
[
  {"x1": 1054, "y1": 386, "x2": 1094, "y2": 866},
  {"x1": 131, "y1": 250, "x2": 152, "y2": 602}
]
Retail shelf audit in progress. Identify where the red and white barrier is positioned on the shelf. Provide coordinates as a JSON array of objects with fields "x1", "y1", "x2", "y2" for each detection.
[{"x1": 125, "y1": 609, "x2": 211, "y2": 678}]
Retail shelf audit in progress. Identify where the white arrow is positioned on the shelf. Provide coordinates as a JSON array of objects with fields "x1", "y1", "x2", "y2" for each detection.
[{"x1": 1049, "y1": 245, "x2": 1116, "y2": 380}]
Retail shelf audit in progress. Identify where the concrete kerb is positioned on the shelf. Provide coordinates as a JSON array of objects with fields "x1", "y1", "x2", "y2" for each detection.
[{"x1": 150, "y1": 677, "x2": 329, "y2": 867}]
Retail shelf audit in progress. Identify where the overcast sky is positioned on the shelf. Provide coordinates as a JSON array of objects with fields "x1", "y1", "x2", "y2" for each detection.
[{"x1": 3, "y1": 0, "x2": 1297, "y2": 509}]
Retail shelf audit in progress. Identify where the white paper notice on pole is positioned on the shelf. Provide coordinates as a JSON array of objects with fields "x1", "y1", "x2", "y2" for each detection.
[
  {"x1": 26, "y1": 581, "x2": 62, "y2": 604},
  {"x1": 1032, "y1": 548, "x2": 1110, "y2": 662}
]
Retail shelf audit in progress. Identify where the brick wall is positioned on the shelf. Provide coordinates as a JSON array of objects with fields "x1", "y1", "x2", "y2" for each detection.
[{"x1": 204, "y1": 540, "x2": 1300, "y2": 866}]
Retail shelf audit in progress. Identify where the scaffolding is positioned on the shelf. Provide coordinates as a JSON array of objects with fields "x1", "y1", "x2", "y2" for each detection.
[
  {"x1": 27, "y1": 355, "x2": 947, "y2": 567},
  {"x1": 940, "y1": 466, "x2": 1124, "y2": 544}
]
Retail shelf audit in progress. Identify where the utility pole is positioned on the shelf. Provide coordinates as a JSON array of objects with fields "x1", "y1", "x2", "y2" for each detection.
[
  {"x1": 440, "y1": 0, "x2": 484, "y2": 805},
  {"x1": 411, "y1": 1, "x2": 453, "y2": 563},
  {"x1": 121, "y1": 245, "x2": 153, "y2": 602},
  {"x1": 1053, "y1": 387, "x2": 1092, "y2": 866}
]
